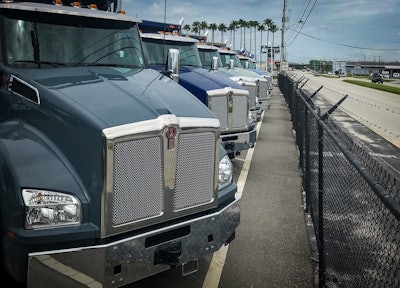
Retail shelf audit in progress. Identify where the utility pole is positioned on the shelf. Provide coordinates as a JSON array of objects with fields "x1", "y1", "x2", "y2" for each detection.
[{"x1": 280, "y1": 0, "x2": 286, "y2": 72}]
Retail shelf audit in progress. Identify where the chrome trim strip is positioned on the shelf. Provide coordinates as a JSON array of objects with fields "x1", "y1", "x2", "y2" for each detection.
[
  {"x1": 103, "y1": 115, "x2": 220, "y2": 140},
  {"x1": 207, "y1": 87, "x2": 248, "y2": 97},
  {"x1": 8, "y1": 75, "x2": 40, "y2": 105},
  {"x1": 140, "y1": 33, "x2": 199, "y2": 43}
]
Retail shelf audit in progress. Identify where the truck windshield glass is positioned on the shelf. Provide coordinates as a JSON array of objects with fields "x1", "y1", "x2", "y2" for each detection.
[
  {"x1": 198, "y1": 49, "x2": 223, "y2": 69},
  {"x1": 240, "y1": 59, "x2": 256, "y2": 69},
  {"x1": 220, "y1": 53, "x2": 243, "y2": 69},
  {"x1": 3, "y1": 16, "x2": 145, "y2": 69},
  {"x1": 142, "y1": 38, "x2": 202, "y2": 68}
]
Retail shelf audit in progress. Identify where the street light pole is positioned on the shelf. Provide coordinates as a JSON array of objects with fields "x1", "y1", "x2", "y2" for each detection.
[{"x1": 280, "y1": 0, "x2": 286, "y2": 72}]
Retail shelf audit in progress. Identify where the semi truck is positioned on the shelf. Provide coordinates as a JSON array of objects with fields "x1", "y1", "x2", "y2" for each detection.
[
  {"x1": 218, "y1": 48, "x2": 273, "y2": 111},
  {"x1": 236, "y1": 53, "x2": 273, "y2": 93},
  {"x1": 197, "y1": 43, "x2": 262, "y2": 123},
  {"x1": 197, "y1": 44, "x2": 266, "y2": 121},
  {"x1": 139, "y1": 24, "x2": 257, "y2": 159},
  {"x1": 0, "y1": 1, "x2": 240, "y2": 287}
]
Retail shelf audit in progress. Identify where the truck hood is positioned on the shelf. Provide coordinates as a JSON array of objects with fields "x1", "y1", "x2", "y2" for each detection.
[
  {"x1": 13, "y1": 66, "x2": 215, "y2": 128},
  {"x1": 5, "y1": 66, "x2": 220, "y2": 208},
  {"x1": 178, "y1": 66, "x2": 246, "y2": 91},
  {"x1": 148, "y1": 65, "x2": 246, "y2": 92}
]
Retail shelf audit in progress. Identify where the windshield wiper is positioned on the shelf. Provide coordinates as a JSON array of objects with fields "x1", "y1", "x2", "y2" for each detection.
[
  {"x1": 85, "y1": 63, "x2": 142, "y2": 69},
  {"x1": 13, "y1": 60, "x2": 69, "y2": 68},
  {"x1": 30, "y1": 24, "x2": 40, "y2": 68}
]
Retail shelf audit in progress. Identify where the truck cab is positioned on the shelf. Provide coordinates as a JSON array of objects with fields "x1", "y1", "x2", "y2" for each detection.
[
  {"x1": 198, "y1": 45, "x2": 263, "y2": 122},
  {"x1": 0, "y1": 1, "x2": 239, "y2": 287},
  {"x1": 218, "y1": 48, "x2": 271, "y2": 112},
  {"x1": 139, "y1": 27, "x2": 257, "y2": 159},
  {"x1": 237, "y1": 53, "x2": 273, "y2": 95}
]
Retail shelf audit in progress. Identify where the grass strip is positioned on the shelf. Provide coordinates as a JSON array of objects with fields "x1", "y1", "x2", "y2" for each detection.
[{"x1": 342, "y1": 79, "x2": 400, "y2": 95}]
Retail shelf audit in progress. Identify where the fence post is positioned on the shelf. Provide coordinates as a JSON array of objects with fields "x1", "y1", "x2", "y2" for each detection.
[
  {"x1": 318, "y1": 108, "x2": 325, "y2": 287},
  {"x1": 304, "y1": 104, "x2": 310, "y2": 212}
]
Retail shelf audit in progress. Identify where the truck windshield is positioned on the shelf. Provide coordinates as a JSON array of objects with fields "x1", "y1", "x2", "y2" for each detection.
[
  {"x1": 141, "y1": 38, "x2": 202, "y2": 68},
  {"x1": 2, "y1": 13, "x2": 145, "y2": 69},
  {"x1": 239, "y1": 58, "x2": 256, "y2": 69},
  {"x1": 198, "y1": 48, "x2": 223, "y2": 69},
  {"x1": 219, "y1": 53, "x2": 243, "y2": 69}
]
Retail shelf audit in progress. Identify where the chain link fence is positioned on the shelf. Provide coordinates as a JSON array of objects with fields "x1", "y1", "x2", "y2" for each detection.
[{"x1": 278, "y1": 73, "x2": 400, "y2": 288}]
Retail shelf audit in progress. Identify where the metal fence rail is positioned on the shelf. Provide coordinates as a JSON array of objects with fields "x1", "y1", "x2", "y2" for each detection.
[{"x1": 278, "y1": 73, "x2": 400, "y2": 288}]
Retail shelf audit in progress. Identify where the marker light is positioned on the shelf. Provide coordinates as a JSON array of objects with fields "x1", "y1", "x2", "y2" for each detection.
[{"x1": 88, "y1": 3, "x2": 97, "y2": 9}]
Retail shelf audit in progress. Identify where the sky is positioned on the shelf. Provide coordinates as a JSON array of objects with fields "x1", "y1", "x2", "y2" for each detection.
[{"x1": 121, "y1": 0, "x2": 400, "y2": 65}]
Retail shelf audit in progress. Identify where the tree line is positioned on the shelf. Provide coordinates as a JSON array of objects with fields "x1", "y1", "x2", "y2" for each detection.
[{"x1": 183, "y1": 19, "x2": 279, "y2": 59}]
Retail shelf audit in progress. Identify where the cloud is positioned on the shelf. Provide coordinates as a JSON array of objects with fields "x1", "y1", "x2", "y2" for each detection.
[{"x1": 123, "y1": 0, "x2": 400, "y2": 63}]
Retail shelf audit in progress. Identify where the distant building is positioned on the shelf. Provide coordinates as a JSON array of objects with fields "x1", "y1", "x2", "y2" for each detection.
[
  {"x1": 329, "y1": 61, "x2": 400, "y2": 77},
  {"x1": 289, "y1": 60, "x2": 400, "y2": 78}
]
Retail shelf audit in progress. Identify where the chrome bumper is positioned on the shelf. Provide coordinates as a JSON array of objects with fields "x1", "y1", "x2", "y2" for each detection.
[
  {"x1": 27, "y1": 199, "x2": 240, "y2": 288},
  {"x1": 221, "y1": 128, "x2": 257, "y2": 153},
  {"x1": 250, "y1": 108, "x2": 263, "y2": 122},
  {"x1": 258, "y1": 98, "x2": 271, "y2": 110}
]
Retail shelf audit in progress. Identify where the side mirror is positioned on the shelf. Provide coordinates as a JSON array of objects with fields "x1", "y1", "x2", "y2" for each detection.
[
  {"x1": 167, "y1": 48, "x2": 180, "y2": 82},
  {"x1": 212, "y1": 56, "x2": 219, "y2": 71}
]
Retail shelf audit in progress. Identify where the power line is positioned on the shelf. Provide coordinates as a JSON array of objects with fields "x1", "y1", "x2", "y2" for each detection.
[
  {"x1": 286, "y1": 0, "x2": 317, "y2": 46},
  {"x1": 287, "y1": 27, "x2": 400, "y2": 51}
]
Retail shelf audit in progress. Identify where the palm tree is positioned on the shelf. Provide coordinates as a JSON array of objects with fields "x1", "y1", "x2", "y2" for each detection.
[
  {"x1": 257, "y1": 24, "x2": 265, "y2": 68},
  {"x1": 263, "y1": 18, "x2": 273, "y2": 70},
  {"x1": 269, "y1": 23, "x2": 278, "y2": 72},
  {"x1": 238, "y1": 19, "x2": 246, "y2": 50},
  {"x1": 243, "y1": 20, "x2": 249, "y2": 51},
  {"x1": 228, "y1": 21, "x2": 237, "y2": 49},
  {"x1": 200, "y1": 21, "x2": 208, "y2": 36},
  {"x1": 191, "y1": 21, "x2": 201, "y2": 36},
  {"x1": 209, "y1": 23, "x2": 217, "y2": 45},
  {"x1": 249, "y1": 20, "x2": 259, "y2": 57},
  {"x1": 183, "y1": 24, "x2": 191, "y2": 35},
  {"x1": 218, "y1": 23, "x2": 227, "y2": 44}
]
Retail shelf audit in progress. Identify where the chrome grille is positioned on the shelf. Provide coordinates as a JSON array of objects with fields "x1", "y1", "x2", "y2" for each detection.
[
  {"x1": 208, "y1": 89, "x2": 248, "y2": 132},
  {"x1": 112, "y1": 137, "x2": 163, "y2": 226},
  {"x1": 209, "y1": 95, "x2": 228, "y2": 130},
  {"x1": 247, "y1": 85, "x2": 257, "y2": 109},
  {"x1": 232, "y1": 94, "x2": 248, "y2": 128},
  {"x1": 174, "y1": 132, "x2": 215, "y2": 210},
  {"x1": 102, "y1": 115, "x2": 220, "y2": 237},
  {"x1": 258, "y1": 80, "x2": 268, "y2": 99}
]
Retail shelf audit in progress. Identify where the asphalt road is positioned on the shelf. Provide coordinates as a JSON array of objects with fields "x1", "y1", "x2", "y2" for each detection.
[{"x1": 289, "y1": 71, "x2": 400, "y2": 148}]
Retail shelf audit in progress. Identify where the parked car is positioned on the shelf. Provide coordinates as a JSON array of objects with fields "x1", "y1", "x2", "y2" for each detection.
[
  {"x1": 371, "y1": 72, "x2": 384, "y2": 84},
  {"x1": 393, "y1": 72, "x2": 400, "y2": 79}
]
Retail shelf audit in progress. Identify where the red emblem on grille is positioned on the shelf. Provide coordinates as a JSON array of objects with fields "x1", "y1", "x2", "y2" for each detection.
[{"x1": 166, "y1": 126, "x2": 177, "y2": 150}]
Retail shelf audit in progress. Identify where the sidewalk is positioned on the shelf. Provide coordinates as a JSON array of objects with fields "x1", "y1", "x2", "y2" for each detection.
[{"x1": 218, "y1": 85, "x2": 316, "y2": 287}]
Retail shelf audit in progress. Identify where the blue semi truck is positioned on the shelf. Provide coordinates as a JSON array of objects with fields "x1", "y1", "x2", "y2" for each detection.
[
  {"x1": 139, "y1": 21, "x2": 257, "y2": 159},
  {"x1": 0, "y1": 1, "x2": 240, "y2": 287}
]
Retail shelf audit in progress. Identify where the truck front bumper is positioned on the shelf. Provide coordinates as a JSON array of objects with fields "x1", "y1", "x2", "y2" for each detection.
[
  {"x1": 258, "y1": 97, "x2": 271, "y2": 110},
  {"x1": 250, "y1": 107, "x2": 263, "y2": 122},
  {"x1": 27, "y1": 199, "x2": 240, "y2": 288},
  {"x1": 221, "y1": 128, "x2": 257, "y2": 154}
]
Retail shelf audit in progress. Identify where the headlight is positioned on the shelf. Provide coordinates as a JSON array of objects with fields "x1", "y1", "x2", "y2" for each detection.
[
  {"x1": 247, "y1": 110, "x2": 253, "y2": 125},
  {"x1": 218, "y1": 154, "x2": 233, "y2": 189},
  {"x1": 22, "y1": 189, "x2": 81, "y2": 229}
]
